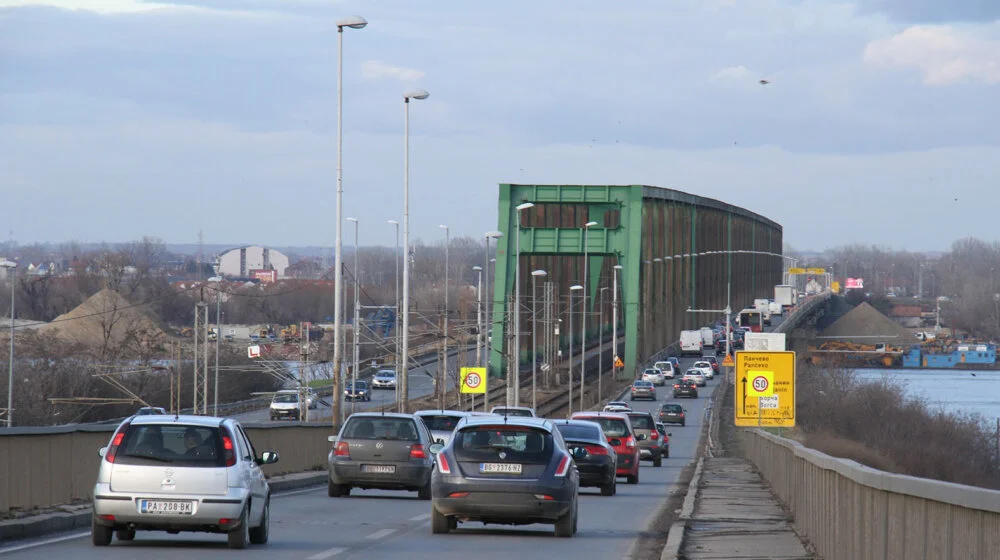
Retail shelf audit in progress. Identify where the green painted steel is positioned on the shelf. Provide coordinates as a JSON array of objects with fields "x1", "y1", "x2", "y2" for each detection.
[{"x1": 488, "y1": 184, "x2": 782, "y2": 386}]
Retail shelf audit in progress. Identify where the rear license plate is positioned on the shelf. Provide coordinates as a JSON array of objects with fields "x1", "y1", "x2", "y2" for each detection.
[
  {"x1": 362, "y1": 464, "x2": 396, "y2": 474},
  {"x1": 480, "y1": 462, "x2": 522, "y2": 474},
  {"x1": 139, "y1": 500, "x2": 194, "y2": 515}
]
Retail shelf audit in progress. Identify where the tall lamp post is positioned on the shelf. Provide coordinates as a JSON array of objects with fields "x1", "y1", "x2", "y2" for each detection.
[
  {"x1": 579, "y1": 221, "x2": 597, "y2": 412},
  {"x1": 530, "y1": 270, "x2": 547, "y2": 411},
  {"x1": 612, "y1": 264, "x2": 622, "y2": 381},
  {"x1": 473, "y1": 266, "x2": 483, "y2": 365},
  {"x1": 333, "y1": 15, "x2": 368, "y2": 428},
  {"x1": 569, "y1": 285, "x2": 583, "y2": 413},
  {"x1": 346, "y1": 217, "x2": 360, "y2": 415},
  {"x1": 439, "y1": 224, "x2": 450, "y2": 409},
  {"x1": 2, "y1": 260, "x2": 16, "y2": 427},
  {"x1": 387, "y1": 219, "x2": 400, "y2": 409},
  {"x1": 598, "y1": 286, "x2": 609, "y2": 405},
  {"x1": 512, "y1": 202, "x2": 535, "y2": 406},
  {"x1": 483, "y1": 232, "x2": 503, "y2": 409},
  {"x1": 208, "y1": 275, "x2": 222, "y2": 417},
  {"x1": 400, "y1": 87, "x2": 429, "y2": 414}
]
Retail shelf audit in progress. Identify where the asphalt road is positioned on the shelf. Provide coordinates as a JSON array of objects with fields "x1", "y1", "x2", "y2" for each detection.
[
  {"x1": 231, "y1": 352, "x2": 471, "y2": 424},
  {"x1": 0, "y1": 353, "x2": 718, "y2": 560}
]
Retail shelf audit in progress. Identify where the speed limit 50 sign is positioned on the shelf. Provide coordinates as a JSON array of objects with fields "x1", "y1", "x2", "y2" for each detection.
[
  {"x1": 734, "y1": 351, "x2": 796, "y2": 427},
  {"x1": 460, "y1": 367, "x2": 487, "y2": 394}
]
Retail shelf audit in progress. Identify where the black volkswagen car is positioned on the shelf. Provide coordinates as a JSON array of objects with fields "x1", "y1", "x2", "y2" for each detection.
[
  {"x1": 673, "y1": 379, "x2": 698, "y2": 399},
  {"x1": 658, "y1": 403, "x2": 686, "y2": 426},
  {"x1": 552, "y1": 419, "x2": 617, "y2": 496},
  {"x1": 430, "y1": 416, "x2": 581, "y2": 537}
]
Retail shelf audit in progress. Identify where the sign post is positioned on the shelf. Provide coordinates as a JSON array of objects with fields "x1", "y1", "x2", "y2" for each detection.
[{"x1": 734, "y1": 351, "x2": 795, "y2": 428}]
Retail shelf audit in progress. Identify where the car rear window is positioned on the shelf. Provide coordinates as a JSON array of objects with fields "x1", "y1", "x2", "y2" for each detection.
[
  {"x1": 633, "y1": 381, "x2": 652, "y2": 387},
  {"x1": 418, "y1": 414, "x2": 463, "y2": 432},
  {"x1": 492, "y1": 408, "x2": 533, "y2": 417},
  {"x1": 343, "y1": 417, "x2": 419, "y2": 441},
  {"x1": 273, "y1": 393, "x2": 297, "y2": 403},
  {"x1": 554, "y1": 423, "x2": 602, "y2": 442},
  {"x1": 575, "y1": 416, "x2": 629, "y2": 437},
  {"x1": 628, "y1": 415, "x2": 655, "y2": 430},
  {"x1": 453, "y1": 426, "x2": 553, "y2": 463},
  {"x1": 116, "y1": 424, "x2": 227, "y2": 467},
  {"x1": 661, "y1": 404, "x2": 683, "y2": 412}
]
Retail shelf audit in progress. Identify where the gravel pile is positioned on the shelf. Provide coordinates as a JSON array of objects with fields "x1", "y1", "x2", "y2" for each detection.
[
  {"x1": 38, "y1": 288, "x2": 166, "y2": 348},
  {"x1": 817, "y1": 302, "x2": 914, "y2": 344}
]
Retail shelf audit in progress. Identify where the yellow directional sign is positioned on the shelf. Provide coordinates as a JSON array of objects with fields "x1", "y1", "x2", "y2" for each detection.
[
  {"x1": 807, "y1": 267, "x2": 826, "y2": 275},
  {"x1": 614, "y1": 356, "x2": 624, "y2": 369},
  {"x1": 735, "y1": 351, "x2": 795, "y2": 427},
  {"x1": 721, "y1": 354, "x2": 735, "y2": 368},
  {"x1": 788, "y1": 267, "x2": 806, "y2": 274},
  {"x1": 460, "y1": 367, "x2": 487, "y2": 394}
]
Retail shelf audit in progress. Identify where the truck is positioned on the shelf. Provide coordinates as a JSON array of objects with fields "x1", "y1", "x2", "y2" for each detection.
[
  {"x1": 680, "y1": 330, "x2": 703, "y2": 355},
  {"x1": 753, "y1": 299, "x2": 772, "y2": 325},
  {"x1": 774, "y1": 285, "x2": 795, "y2": 308},
  {"x1": 768, "y1": 301, "x2": 783, "y2": 317}
]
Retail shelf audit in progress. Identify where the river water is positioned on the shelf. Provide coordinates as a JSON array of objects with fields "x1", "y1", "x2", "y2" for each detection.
[{"x1": 855, "y1": 368, "x2": 1000, "y2": 422}]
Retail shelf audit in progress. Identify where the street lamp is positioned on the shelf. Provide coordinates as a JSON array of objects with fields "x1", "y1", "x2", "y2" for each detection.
[
  {"x1": 569, "y1": 284, "x2": 583, "y2": 414},
  {"x1": 531, "y1": 269, "x2": 547, "y2": 411},
  {"x1": 612, "y1": 264, "x2": 623, "y2": 382},
  {"x1": 473, "y1": 266, "x2": 484, "y2": 366},
  {"x1": 484, "y1": 231, "x2": 503, "y2": 411},
  {"x1": 346, "y1": 217, "x2": 360, "y2": 415},
  {"x1": 439, "y1": 224, "x2": 450, "y2": 409},
  {"x1": 599, "y1": 286, "x2": 609, "y2": 404},
  {"x1": 387, "y1": 219, "x2": 400, "y2": 409},
  {"x1": 400, "y1": 87, "x2": 429, "y2": 414},
  {"x1": 512, "y1": 202, "x2": 535, "y2": 406},
  {"x1": 333, "y1": 14, "x2": 367, "y2": 428},
  {"x1": 207, "y1": 276, "x2": 222, "y2": 417},
  {"x1": 580, "y1": 220, "x2": 597, "y2": 412},
  {"x1": 2, "y1": 260, "x2": 15, "y2": 427}
]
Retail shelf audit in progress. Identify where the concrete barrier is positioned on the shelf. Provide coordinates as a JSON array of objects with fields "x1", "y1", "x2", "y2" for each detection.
[
  {"x1": 0, "y1": 422, "x2": 333, "y2": 513},
  {"x1": 740, "y1": 428, "x2": 1000, "y2": 560}
]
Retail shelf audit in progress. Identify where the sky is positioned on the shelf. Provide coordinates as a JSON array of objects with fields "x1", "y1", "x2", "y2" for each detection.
[{"x1": 1, "y1": 0, "x2": 998, "y2": 252}]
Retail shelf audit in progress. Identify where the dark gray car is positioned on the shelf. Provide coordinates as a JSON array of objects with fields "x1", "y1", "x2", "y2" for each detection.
[
  {"x1": 626, "y1": 411, "x2": 668, "y2": 465},
  {"x1": 430, "y1": 416, "x2": 581, "y2": 537},
  {"x1": 327, "y1": 413, "x2": 435, "y2": 499}
]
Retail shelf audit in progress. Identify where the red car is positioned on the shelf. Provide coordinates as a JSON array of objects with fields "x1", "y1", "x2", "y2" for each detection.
[{"x1": 570, "y1": 412, "x2": 641, "y2": 484}]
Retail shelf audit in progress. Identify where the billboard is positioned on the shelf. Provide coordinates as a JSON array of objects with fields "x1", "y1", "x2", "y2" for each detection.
[
  {"x1": 250, "y1": 269, "x2": 277, "y2": 284},
  {"x1": 845, "y1": 277, "x2": 864, "y2": 289},
  {"x1": 744, "y1": 332, "x2": 787, "y2": 351}
]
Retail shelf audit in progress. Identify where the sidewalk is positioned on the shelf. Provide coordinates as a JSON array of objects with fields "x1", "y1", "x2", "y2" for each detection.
[{"x1": 678, "y1": 457, "x2": 814, "y2": 559}]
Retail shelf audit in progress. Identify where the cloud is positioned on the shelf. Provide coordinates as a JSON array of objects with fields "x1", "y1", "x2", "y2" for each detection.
[
  {"x1": 711, "y1": 65, "x2": 751, "y2": 81},
  {"x1": 360, "y1": 60, "x2": 426, "y2": 83},
  {"x1": 851, "y1": 0, "x2": 1000, "y2": 24},
  {"x1": 863, "y1": 25, "x2": 1000, "y2": 85}
]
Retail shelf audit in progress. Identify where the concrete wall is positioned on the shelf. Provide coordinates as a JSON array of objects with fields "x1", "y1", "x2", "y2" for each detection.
[
  {"x1": 0, "y1": 423, "x2": 333, "y2": 512},
  {"x1": 740, "y1": 428, "x2": 1000, "y2": 560}
]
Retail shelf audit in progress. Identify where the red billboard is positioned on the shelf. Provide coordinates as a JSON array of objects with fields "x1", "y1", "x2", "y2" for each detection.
[
  {"x1": 845, "y1": 277, "x2": 864, "y2": 289},
  {"x1": 250, "y1": 269, "x2": 277, "y2": 284}
]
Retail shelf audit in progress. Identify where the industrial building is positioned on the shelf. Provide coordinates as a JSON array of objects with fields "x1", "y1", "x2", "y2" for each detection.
[{"x1": 216, "y1": 246, "x2": 290, "y2": 278}]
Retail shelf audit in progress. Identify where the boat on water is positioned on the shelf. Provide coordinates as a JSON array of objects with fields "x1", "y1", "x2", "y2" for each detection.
[{"x1": 902, "y1": 343, "x2": 997, "y2": 369}]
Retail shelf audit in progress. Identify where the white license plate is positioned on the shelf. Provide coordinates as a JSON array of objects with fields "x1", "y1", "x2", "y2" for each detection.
[
  {"x1": 139, "y1": 500, "x2": 195, "y2": 515},
  {"x1": 362, "y1": 464, "x2": 396, "y2": 474},
  {"x1": 480, "y1": 463, "x2": 522, "y2": 474}
]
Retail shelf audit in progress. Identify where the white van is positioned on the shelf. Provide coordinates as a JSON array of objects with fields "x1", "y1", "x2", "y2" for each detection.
[
  {"x1": 680, "y1": 330, "x2": 703, "y2": 355},
  {"x1": 699, "y1": 327, "x2": 714, "y2": 347}
]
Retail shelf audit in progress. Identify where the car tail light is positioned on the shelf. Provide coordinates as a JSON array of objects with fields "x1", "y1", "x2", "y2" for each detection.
[
  {"x1": 221, "y1": 433, "x2": 237, "y2": 467},
  {"x1": 673, "y1": 384, "x2": 680, "y2": 388},
  {"x1": 437, "y1": 452, "x2": 452, "y2": 474},
  {"x1": 650, "y1": 431, "x2": 658, "y2": 440},
  {"x1": 680, "y1": 413, "x2": 685, "y2": 417},
  {"x1": 334, "y1": 441, "x2": 350, "y2": 458},
  {"x1": 104, "y1": 424, "x2": 130, "y2": 463},
  {"x1": 624, "y1": 436, "x2": 636, "y2": 448},
  {"x1": 554, "y1": 454, "x2": 571, "y2": 477},
  {"x1": 409, "y1": 444, "x2": 427, "y2": 460},
  {"x1": 584, "y1": 445, "x2": 608, "y2": 455},
  {"x1": 448, "y1": 492, "x2": 468, "y2": 498},
  {"x1": 534, "y1": 494, "x2": 556, "y2": 501},
  {"x1": 98, "y1": 515, "x2": 115, "y2": 522},
  {"x1": 218, "y1": 518, "x2": 233, "y2": 525},
  {"x1": 630, "y1": 387, "x2": 636, "y2": 392}
]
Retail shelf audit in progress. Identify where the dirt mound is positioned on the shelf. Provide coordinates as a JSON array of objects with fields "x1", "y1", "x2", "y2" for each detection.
[
  {"x1": 817, "y1": 302, "x2": 915, "y2": 344},
  {"x1": 38, "y1": 289, "x2": 166, "y2": 348}
]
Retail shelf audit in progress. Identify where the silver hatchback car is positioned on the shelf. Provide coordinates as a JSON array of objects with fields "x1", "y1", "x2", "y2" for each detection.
[{"x1": 91, "y1": 415, "x2": 278, "y2": 549}]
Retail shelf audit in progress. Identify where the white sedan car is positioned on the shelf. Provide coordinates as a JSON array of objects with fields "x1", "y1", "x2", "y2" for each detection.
[
  {"x1": 692, "y1": 361, "x2": 714, "y2": 379},
  {"x1": 641, "y1": 368, "x2": 666, "y2": 386},
  {"x1": 682, "y1": 370, "x2": 707, "y2": 387}
]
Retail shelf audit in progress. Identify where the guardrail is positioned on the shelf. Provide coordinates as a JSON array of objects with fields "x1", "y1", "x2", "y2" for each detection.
[
  {"x1": 773, "y1": 290, "x2": 831, "y2": 334},
  {"x1": 740, "y1": 428, "x2": 1000, "y2": 559}
]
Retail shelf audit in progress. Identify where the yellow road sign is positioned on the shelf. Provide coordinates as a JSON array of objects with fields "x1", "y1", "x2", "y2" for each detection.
[
  {"x1": 614, "y1": 356, "x2": 624, "y2": 369},
  {"x1": 788, "y1": 267, "x2": 806, "y2": 274},
  {"x1": 460, "y1": 367, "x2": 487, "y2": 394},
  {"x1": 734, "y1": 351, "x2": 795, "y2": 427},
  {"x1": 807, "y1": 267, "x2": 826, "y2": 275},
  {"x1": 721, "y1": 354, "x2": 735, "y2": 367}
]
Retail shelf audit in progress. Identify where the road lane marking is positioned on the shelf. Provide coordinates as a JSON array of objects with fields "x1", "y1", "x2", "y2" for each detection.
[
  {"x1": 306, "y1": 546, "x2": 347, "y2": 560},
  {"x1": 0, "y1": 532, "x2": 89, "y2": 555},
  {"x1": 408, "y1": 513, "x2": 430, "y2": 522},
  {"x1": 365, "y1": 528, "x2": 396, "y2": 540}
]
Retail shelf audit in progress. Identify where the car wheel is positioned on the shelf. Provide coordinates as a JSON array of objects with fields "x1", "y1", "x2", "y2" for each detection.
[
  {"x1": 248, "y1": 498, "x2": 269, "y2": 544},
  {"x1": 431, "y1": 507, "x2": 451, "y2": 534},
  {"x1": 682, "y1": 421, "x2": 686, "y2": 427},
  {"x1": 417, "y1": 481, "x2": 432, "y2": 501},
  {"x1": 663, "y1": 445, "x2": 670, "y2": 458},
  {"x1": 653, "y1": 453, "x2": 662, "y2": 467},
  {"x1": 227, "y1": 506, "x2": 250, "y2": 549},
  {"x1": 328, "y1": 479, "x2": 349, "y2": 497},
  {"x1": 115, "y1": 528, "x2": 135, "y2": 541},
  {"x1": 600, "y1": 477, "x2": 615, "y2": 496},
  {"x1": 91, "y1": 517, "x2": 112, "y2": 546},
  {"x1": 627, "y1": 471, "x2": 639, "y2": 485},
  {"x1": 554, "y1": 505, "x2": 574, "y2": 538}
]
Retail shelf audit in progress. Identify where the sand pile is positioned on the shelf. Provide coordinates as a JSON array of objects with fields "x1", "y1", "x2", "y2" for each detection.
[
  {"x1": 38, "y1": 289, "x2": 166, "y2": 348},
  {"x1": 817, "y1": 302, "x2": 915, "y2": 344}
]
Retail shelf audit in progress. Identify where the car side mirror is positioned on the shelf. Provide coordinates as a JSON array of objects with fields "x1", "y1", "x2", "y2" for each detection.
[
  {"x1": 99, "y1": 446, "x2": 107, "y2": 458},
  {"x1": 428, "y1": 443, "x2": 444, "y2": 455},
  {"x1": 327, "y1": 435, "x2": 337, "y2": 443},
  {"x1": 668, "y1": 433, "x2": 673, "y2": 437},
  {"x1": 257, "y1": 451, "x2": 279, "y2": 465},
  {"x1": 609, "y1": 438, "x2": 622, "y2": 447},
  {"x1": 636, "y1": 433, "x2": 647, "y2": 441}
]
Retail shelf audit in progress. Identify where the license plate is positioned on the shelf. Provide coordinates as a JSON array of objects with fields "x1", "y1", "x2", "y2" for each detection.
[
  {"x1": 480, "y1": 463, "x2": 522, "y2": 474},
  {"x1": 139, "y1": 500, "x2": 194, "y2": 515},
  {"x1": 362, "y1": 464, "x2": 396, "y2": 474}
]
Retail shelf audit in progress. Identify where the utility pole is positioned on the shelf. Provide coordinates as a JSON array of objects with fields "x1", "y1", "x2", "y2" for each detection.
[
  {"x1": 440, "y1": 224, "x2": 450, "y2": 409},
  {"x1": 612, "y1": 265, "x2": 622, "y2": 381}
]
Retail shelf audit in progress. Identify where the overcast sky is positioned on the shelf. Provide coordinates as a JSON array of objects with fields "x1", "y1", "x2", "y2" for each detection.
[{"x1": 1, "y1": 0, "x2": 998, "y2": 252}]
